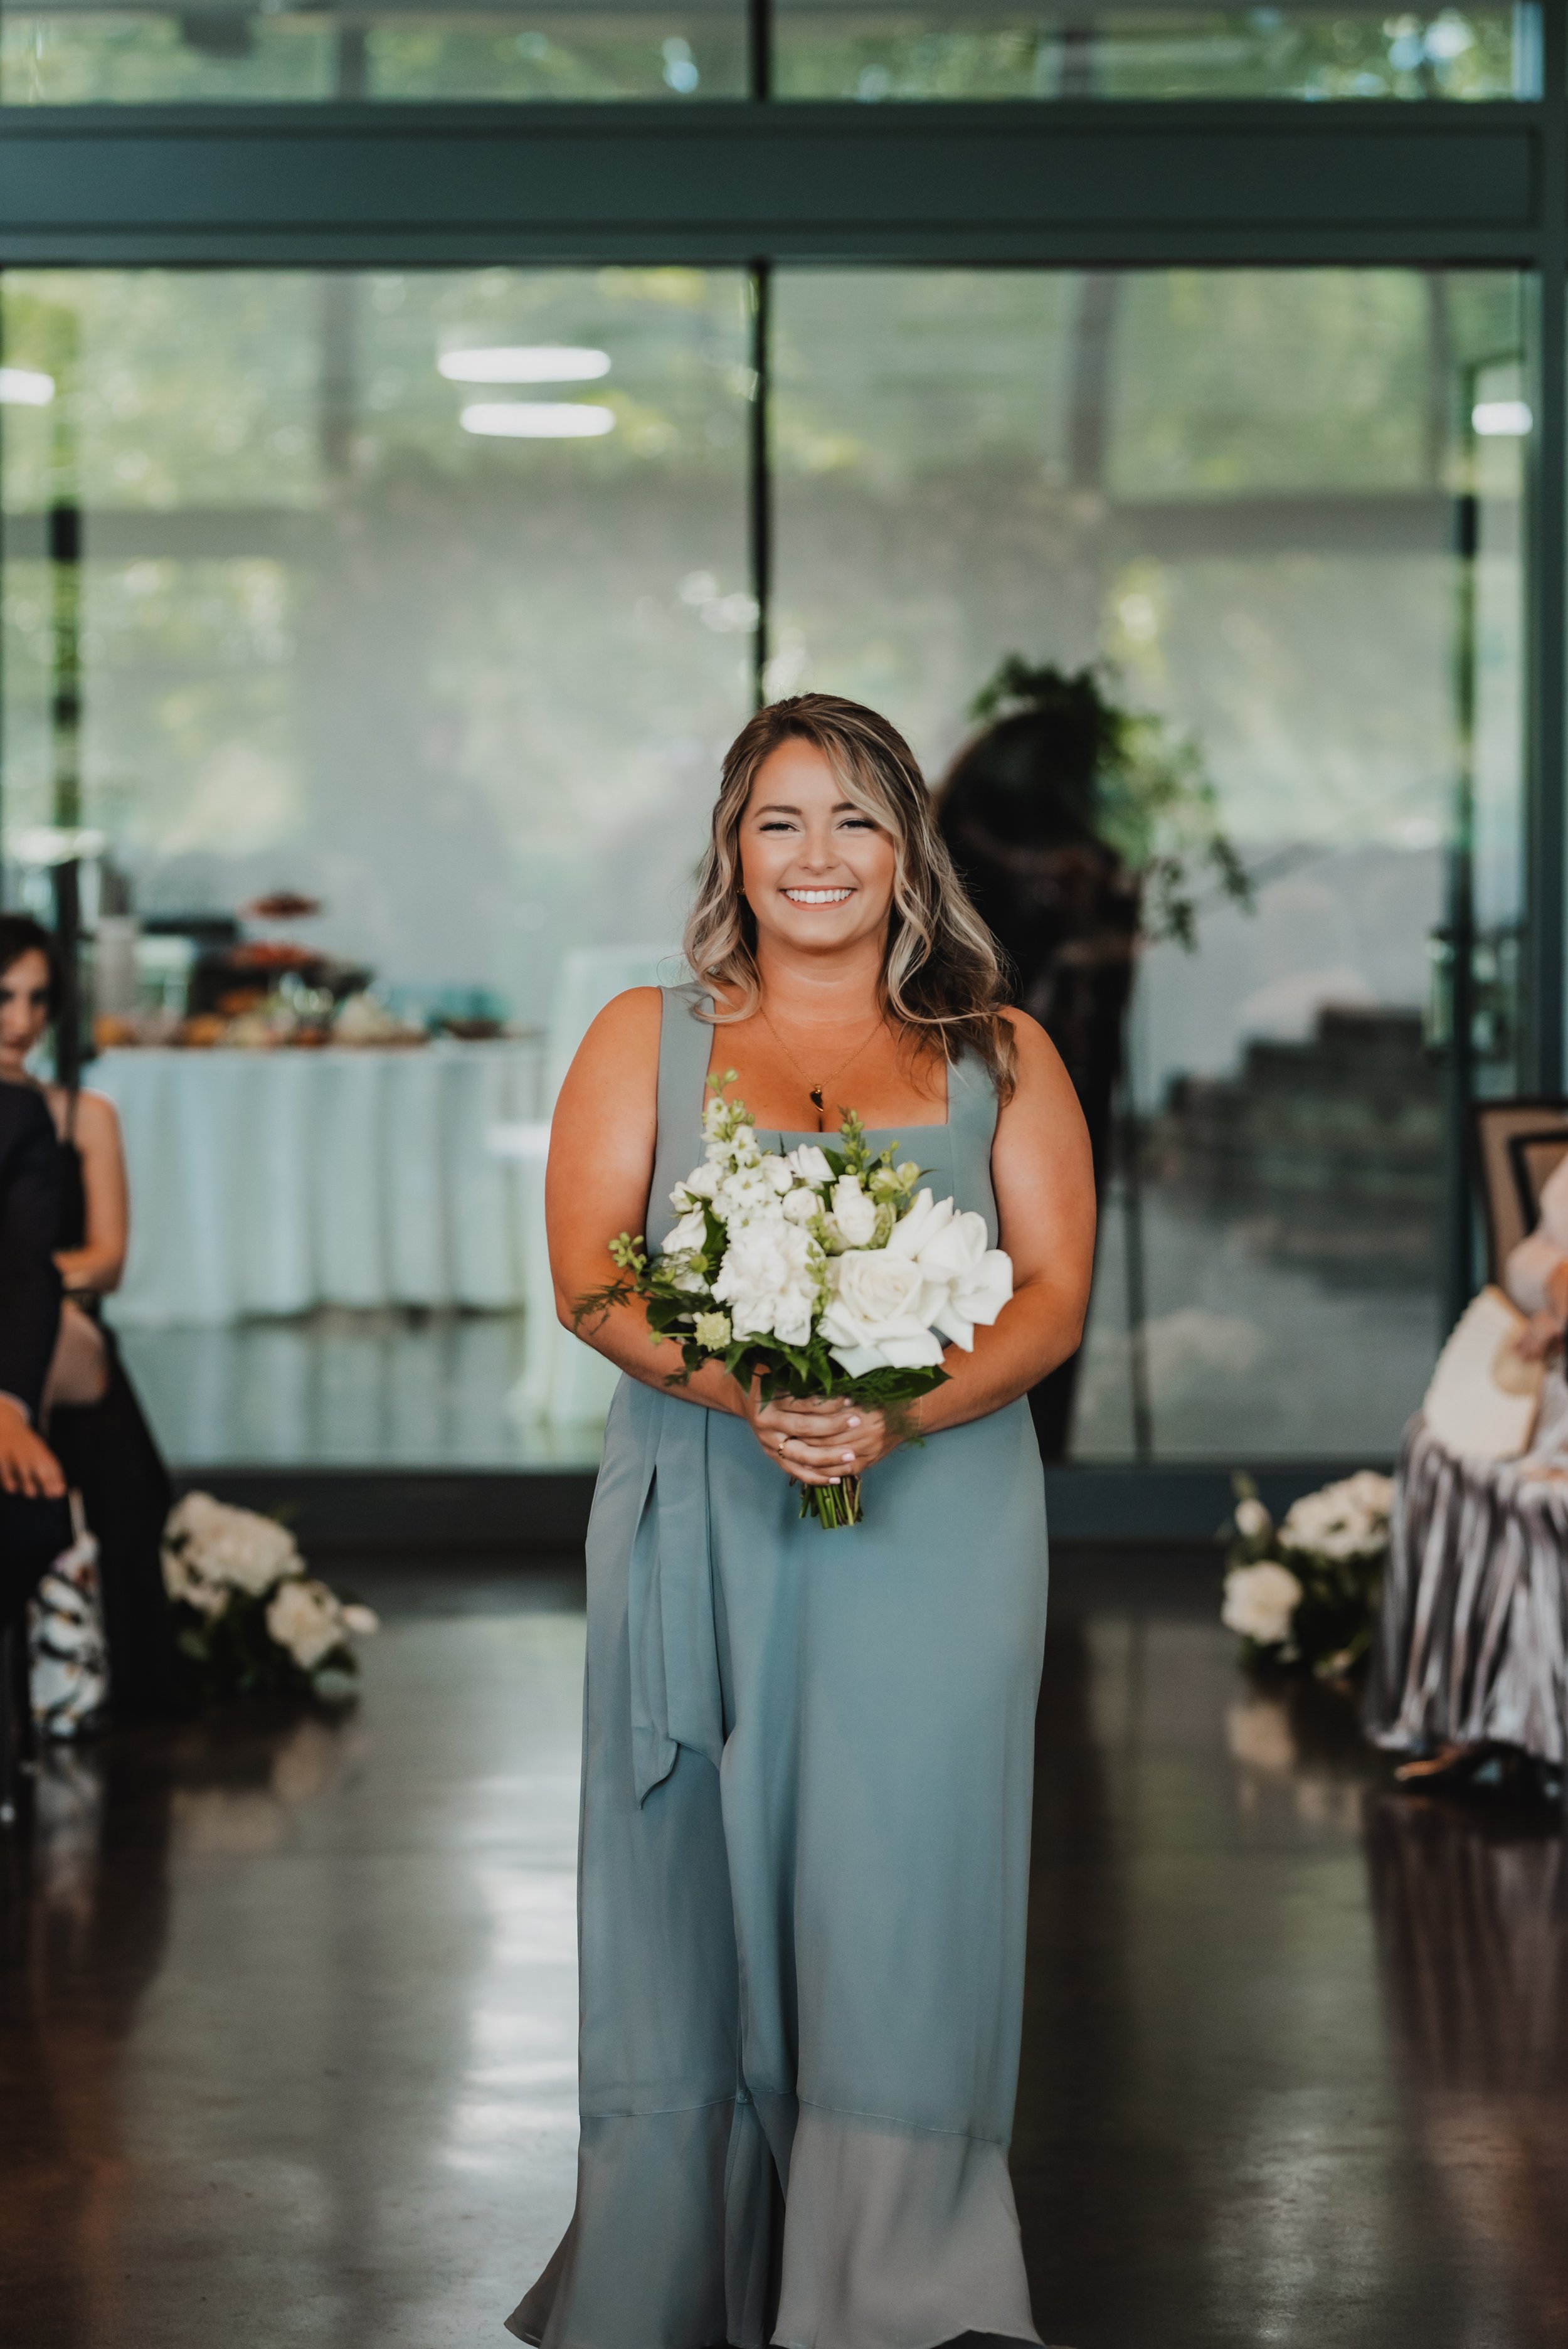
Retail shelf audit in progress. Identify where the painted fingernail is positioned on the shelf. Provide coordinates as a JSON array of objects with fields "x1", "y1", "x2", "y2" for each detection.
[
  {"x1": 848, "y1": 1416, "x2": 861, "y2": 1428},
  {"x1": 842, "y1": 1451, "x2": 854, "y2": 1462}
]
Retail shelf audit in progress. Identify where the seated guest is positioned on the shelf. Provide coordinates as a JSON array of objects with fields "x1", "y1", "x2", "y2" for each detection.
[
  {"x1": 0, "y1": 917, "x2": 185, "y2": 1720},
  {"x1": 1, "y1": 1073, "x2": 69, "y2": 1800},
  {"x1": 0, "y1": 1073, "x2": 68, "y2": 1582},
  {"x1": 1503, "y1": 1150, "x2": 1568, "y2": 1362},
  {"x1": 1366, "y1": 1152, "x2": 1568, "y2": 1782}
]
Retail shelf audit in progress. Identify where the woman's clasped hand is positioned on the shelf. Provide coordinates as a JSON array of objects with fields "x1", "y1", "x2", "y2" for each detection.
[{"x1": 744, "y1": 1389, "x2": 899, "y2": 1485}]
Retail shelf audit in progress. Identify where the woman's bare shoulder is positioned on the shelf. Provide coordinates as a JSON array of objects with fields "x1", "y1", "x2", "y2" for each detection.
[
  {"x1": 559, "y1": 987, "x2": 665, "y2": 1102},
  {"x1": 998, "y1": 1006, "x2": 1072, "y2": 1092},
  {"x1": 72, "y1": 1088, "x2": 125, "y2": 1150}
]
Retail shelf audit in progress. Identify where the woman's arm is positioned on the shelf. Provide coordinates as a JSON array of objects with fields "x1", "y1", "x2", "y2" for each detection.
[
  {"x1": 546, "y1": 990, "x2": 748, "y2": 1419},
  {"x1": 55, "y1": 1091, "x2": 129, "y2": 1296},
  {"x1": 912, "y1": 1010, "x2": 1094, "y2": 1434},
  {"x1": 763, "y1": 1010, "x2": 1096, "y2": 1483}
]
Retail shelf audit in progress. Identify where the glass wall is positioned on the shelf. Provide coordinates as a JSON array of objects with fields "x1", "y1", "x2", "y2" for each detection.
[
  {"x1": 0, "y1": 262, "x2": 1528, "y2": 1467},
  {"x1": 771, "y1": 267, "x2": 1527, "y2": 1460},
  {"x1": 0, "y1": 0, "x2": 748, "y2": 102},
  {"x1": 773, "y1": 4, "x2": 1531, "y2": 100},
  {"x1": 1, "y1": 266, "x2": 751, "y2": 1462},
  {"x1": 0, "y1": 0, "x2": 1531, "y2": 102}
]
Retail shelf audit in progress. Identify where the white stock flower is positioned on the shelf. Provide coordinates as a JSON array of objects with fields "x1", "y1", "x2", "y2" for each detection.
[
  {"x1": 785, "y1": 1143, "x2": 834, "y2": 1187},
  {"x1": 265, "y1": 1577, "x2": 349, "y2": 1673},
  {"x1": 1233, "y1": 1496, "x2": 1271, "y2": 1540},
  {"x1": 1221, "y1": 1562, "x2": 1303, "y2": 1647},
  {"x1": 818, "y1": 1250, "x2": 945, "y2": 1376},
  {"x1": 829, "y1": 1174, "x2": 879, "y2": 1248},
  {"x1": 718, "y1": 1164, "x2": 786, "y2": 1227},
  {"x1": 713, "y1": 1220, "x2": 818, "y2": 1347}
]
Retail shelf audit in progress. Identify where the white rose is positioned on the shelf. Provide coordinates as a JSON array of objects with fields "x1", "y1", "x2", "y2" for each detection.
[
  {"x1": 1221, "y1": 1562, "x2": 1303, "y2": 1647},
  {"x1": 829, "y1": 1174, "x2": 879, "y2": 1248},
  {"x1": 161, "y1": 1539, "x2": 226, "y2": 1616},
  {"x1": 785, "y1": 1143, "x2": 834, "y2": 1187},
  {"x1": 908, "y1": 1206, "x2": 1012, "y2": 1349},
  {"x1": 671, "y1": 1162, "x2": 719, "y2": 1206},
  {"x1": 884, "y1": 1186, "x2": 956, "y2": 1263},
  {"x1": 712, "y1": 1220, "x2": 818, "y2": 1347},
  {"x1": 781, "y1": 1188, "x2": 819, "y2": 1225},
  {"x1": 163, "y1": 1491, "x2": 301, "y2": 1597},
  {"x1": 265, "y1": 1577, "x2": 349, "y2": 1673},
  {"x1": 1233, "y1": 1496, "x2": 1271, "y2": 1540},
  {"x1": 1280, "y1": 1473, "x2": 1390, "y2": 1562},
  {"x1": 764, "y1": 1155, "x2": 795, "y2": 1194},
  {"x1": 818, "y1": 1249, "x2": 945, "y2": 1376},
  {"x1": 664, "y1": 1207, "x2": 709, "y2": 1258}
]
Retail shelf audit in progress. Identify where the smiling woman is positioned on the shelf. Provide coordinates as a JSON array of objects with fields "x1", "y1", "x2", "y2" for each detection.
[{"x1": 514, "y1": 691, "x2": 1095, "y2": 2349}]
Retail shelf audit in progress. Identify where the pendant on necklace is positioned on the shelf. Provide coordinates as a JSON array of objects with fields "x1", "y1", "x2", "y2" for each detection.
[{"x1": 809, "y1": 1084, "x2": 824, "y2": 1129}]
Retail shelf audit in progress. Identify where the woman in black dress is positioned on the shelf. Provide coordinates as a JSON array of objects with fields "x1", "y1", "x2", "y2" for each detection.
[{"x1": 0, "y1": 916, "x2": 186, "y2": 1720}]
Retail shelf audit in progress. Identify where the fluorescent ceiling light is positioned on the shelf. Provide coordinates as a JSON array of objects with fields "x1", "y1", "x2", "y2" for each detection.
[
  {"x1": 461, "y1": 402, "x2": 615, "y2": 438},
  {"x1": 1472, "y1": 400, "x2": 1532, "y2": 437},
  {"x1": 0, "y1": 366, "x2": 55, "y2": 406},
  {"x1": 441, "y1": 346, "x2": 610, "y2": 384}
]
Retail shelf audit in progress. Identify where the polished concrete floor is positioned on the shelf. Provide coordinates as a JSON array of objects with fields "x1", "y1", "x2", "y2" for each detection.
[{"x1": 3, "y1": 1551, "x2": 1565, "y2": 2349}]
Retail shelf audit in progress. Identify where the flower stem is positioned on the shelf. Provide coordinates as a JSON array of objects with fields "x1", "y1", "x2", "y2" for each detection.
[{"x1": 801, "y1": 1475, "x2": 863, "y2": 1530}]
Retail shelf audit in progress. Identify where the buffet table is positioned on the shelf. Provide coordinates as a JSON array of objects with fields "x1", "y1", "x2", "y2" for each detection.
[{"x1": 94, "y1": 1039, "x2": 543, "y2": 1327}]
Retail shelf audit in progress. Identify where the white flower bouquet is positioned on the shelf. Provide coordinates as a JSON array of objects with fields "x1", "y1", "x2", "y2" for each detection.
[
  {"x1": 162, "y1": 1491, "x2": 379, "y2": 1700},
  {"x1": 1221, "y1": 1470, "x2": 1393, "y2": 1678},
  {"x1": 580, "y1": 1076, "x2": 1014, "y2": 1528}
]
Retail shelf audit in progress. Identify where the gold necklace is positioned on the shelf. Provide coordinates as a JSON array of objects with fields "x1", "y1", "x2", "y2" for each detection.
[{"x1": 758, "y1": 1004, "x2": 886, "y2": 1131}]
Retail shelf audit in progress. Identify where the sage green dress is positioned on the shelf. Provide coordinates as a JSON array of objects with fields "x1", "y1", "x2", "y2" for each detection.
[{"x1": 509, "y1": 985, "x2": 1048, "y2": 2349}]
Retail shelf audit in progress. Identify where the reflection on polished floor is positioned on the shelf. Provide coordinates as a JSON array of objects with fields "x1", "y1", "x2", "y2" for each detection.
[{"x1": 3, "y1": 1552, "x2": 1565, "y2": 2349}]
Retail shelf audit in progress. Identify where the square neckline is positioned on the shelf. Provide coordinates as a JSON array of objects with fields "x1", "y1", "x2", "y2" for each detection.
[{"x1": 702, "y1": 1044, "x2": 951, "y2": 1139}]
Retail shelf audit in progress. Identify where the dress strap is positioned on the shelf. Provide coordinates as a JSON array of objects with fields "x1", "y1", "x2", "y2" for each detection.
[
  {"x1": 657, "y1": 982, "x2": 715, "y2": 1142},
  {"x1": 945, "y1": 1044, "x2": 1000, "y2": 1145}
]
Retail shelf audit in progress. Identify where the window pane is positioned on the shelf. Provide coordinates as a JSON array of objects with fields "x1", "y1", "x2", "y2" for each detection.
[
  {"x1": 773, "y1": 5, "x2": 1532, "y2": 100},
  {"x1": 0, "y1": 0, "x2": 746, "y2": 103},
  {"x1": 1, "y1": 266, "x2": 752, "y2": 1464},
  {"x1": 771, "y1": 266, "x2": 1527, "y2": 1461}
]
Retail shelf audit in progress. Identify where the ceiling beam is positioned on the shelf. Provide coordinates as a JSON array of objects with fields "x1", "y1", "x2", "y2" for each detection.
[{"x1": 0, "y1": 99, "x2": 1542, "y2": 266}]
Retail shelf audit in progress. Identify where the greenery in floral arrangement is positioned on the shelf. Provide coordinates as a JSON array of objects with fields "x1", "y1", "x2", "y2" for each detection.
[
  {"x1": 968, "y1": 655, "x2": 1252, "y2": 950},
  {"x1": 161, "y1": 1491, "x2": 379, "y2": 1704},
  {"x1": 1220, "y1": 1471, "x2": 1394, "y2": 1680}
]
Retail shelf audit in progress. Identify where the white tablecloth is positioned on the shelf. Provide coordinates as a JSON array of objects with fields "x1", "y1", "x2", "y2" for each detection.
[{"x1": 95, "y1": 1041, "x2": 543, "y2": 1327}]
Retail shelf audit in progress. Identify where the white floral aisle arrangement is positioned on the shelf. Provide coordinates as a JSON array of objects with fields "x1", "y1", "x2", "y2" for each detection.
[
  {"x1": 578, "y1": 1076, "x2": 1014, "y2": 1528},
  {"x1": 162, "y1": 1492, "x2": 379, "y2": 1700},
  {"x1": 1221, "y1": 1470, "x2": 1393, "y2": 1679}
]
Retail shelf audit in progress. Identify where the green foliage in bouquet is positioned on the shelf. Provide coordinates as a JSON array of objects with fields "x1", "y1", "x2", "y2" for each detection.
[
  {"x1": 1220, "y1": 1470, "x2": 1393, "y2": 1680},
  {"x1": 576, "y1": 1077, "x2": 965, "y2": 1530}
]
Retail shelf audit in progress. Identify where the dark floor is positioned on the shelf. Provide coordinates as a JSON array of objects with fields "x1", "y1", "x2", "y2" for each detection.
[{"x1": 3, "y1": 1549, "x2": 1566, "y2": 2349}]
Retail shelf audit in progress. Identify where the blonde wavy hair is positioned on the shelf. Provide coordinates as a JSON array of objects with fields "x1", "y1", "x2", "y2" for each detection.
[{"x1": 682, "y1": 692, "x2": 1017, "y2": 1101}]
